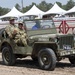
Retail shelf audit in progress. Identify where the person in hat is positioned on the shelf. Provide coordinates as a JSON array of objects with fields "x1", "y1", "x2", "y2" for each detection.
[
  {"x1": 9, "y1": 17, "x2": 15, "y2": 25},
  {"x1": 13, "y1": 21, "x2": 28, "y2": 46},
  {"x1": 5, "y1": 18, "x2": 28, "y2": 46},
  {"x1": 5, "y1": 17, "x2": 17, "y2": 39},
  {"x1": 18, "y1": 22, "x2": 25, "y2": 30}
]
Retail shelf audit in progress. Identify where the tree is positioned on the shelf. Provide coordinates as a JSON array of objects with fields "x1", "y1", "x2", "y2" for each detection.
[
  {"x1": 56, "y1": 2, "x2": 62, "y2": 8},
  {"x1": 1, "y1": 0, "x2": 75, "y2": 16},
  {"x1": 23, "y1": 2, "x2": 36, "y2": 13},
  {"x1": 62, "y1": 5, "x2": 66, "y2": 10},
  {"x1": 15, "y1": 3, "x2": 21, "y2": 11},
  {"x1": 66, "y1": 0, "x2": 75, "y2": 10},
  {"x1": 47, "y1": 3, "x2": 53, "y2": 10},
  {"x1": 0, "y1": 7, "x2": 10, "y2": 16},
  {"x1": 38, "y1": 1, "x2": 53, "y2": 12}
]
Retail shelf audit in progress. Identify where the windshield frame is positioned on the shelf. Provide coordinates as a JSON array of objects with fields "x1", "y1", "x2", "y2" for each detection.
[{"x1": 24, "y1": 18, "x2": 55, "y2": 31}]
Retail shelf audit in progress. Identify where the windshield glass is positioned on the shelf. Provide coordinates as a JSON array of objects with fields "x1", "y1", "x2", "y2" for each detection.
[{"x1": 25, "y1": 19, "x2": 55, "y2": 30}]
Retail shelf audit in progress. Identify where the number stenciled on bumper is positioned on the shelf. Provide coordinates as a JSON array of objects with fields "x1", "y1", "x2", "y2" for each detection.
[{"x1": 60, "y1": 50, "x2": 75, "y2": 56}]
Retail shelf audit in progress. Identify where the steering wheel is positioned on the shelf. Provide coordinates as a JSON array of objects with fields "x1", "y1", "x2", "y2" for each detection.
[{"x1": 42, "y1": 25, "x2": 51, "y2": 29}]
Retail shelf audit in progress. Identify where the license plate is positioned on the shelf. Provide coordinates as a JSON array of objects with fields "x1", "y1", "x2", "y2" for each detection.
[{"x1": 63, "y1": 45, "x2": 71, "y2": 50}]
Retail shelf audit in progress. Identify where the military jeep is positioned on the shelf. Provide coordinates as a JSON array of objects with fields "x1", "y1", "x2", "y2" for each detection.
[{"x1": 0, "y1": 18, "x2": 75, "y2": 71}]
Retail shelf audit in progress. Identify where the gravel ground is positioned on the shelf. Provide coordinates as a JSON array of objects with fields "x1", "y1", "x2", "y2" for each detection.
[{"x1": 0, "y1": 53, "x2": 75, "y2": 75}]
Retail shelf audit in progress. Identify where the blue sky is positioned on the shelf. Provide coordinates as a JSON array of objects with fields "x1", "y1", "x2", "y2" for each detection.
[{"x1": 0, "y1": 0, "x2": 72, "y2": 9}]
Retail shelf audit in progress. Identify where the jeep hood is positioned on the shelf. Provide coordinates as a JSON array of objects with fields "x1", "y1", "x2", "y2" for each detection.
[{"x1": 29, "y1": 33, "x2": 67, "y2": 39}]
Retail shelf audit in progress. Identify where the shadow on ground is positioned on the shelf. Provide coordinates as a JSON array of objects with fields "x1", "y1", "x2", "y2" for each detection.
[
  {"x1": 0, "y1": 58, "x2": 39, "y2": 69},
  {"x1": 0, "y1": 58, "x2": 75, "y2": 70}
]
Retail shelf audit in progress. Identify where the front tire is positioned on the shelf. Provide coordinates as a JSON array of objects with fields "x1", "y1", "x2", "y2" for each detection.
[
  {"x1": 69, "y1": 57, "x2": 75, "y2": 64},
  {"x1": 38, "y1": 48, "x2": 56, "y2": 71},
  {"x1": 31, "y1": 56, "x2": 38, "y2": 61},
  {"x1": 2, "y1": 46, "x2": 16, "y2": 66}
]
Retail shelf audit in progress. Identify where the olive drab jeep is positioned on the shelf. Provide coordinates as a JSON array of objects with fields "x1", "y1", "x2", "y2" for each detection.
[{"x1": 0, "y1": 18, "x2": 75, "y2": 71}]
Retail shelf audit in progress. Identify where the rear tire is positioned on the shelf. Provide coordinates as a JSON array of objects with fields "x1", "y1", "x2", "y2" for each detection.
[
  {"x1": 2, "y1": 46, "x2": 16, "y2": 66},
  {"x1": 38, "y1": 48, "x2": 56, "y2": 71}
]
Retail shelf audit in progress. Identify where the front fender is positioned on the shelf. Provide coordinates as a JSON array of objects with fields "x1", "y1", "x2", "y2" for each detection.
[{"x1": 32, "y1": 42, "x2": 58, "y2": 56}]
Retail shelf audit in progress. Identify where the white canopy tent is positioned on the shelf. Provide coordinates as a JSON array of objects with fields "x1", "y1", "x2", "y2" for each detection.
[
  {"x1": 0, "y1": 7, "x2": 23, "y2": 18},
  {"x1": 21, "y1": 5, "x2": 45, "y2": 18},
  {"x1": 65, "y1": 6, "x2": 75, "y2": 14},
  {"x1": 43, "y1": 3, "x2": 66, "y2": 15}
]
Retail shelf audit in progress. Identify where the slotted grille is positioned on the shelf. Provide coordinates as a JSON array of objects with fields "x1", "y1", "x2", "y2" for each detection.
[{"x1": 59, "y1": 35, "x2": 74, "y2": 49}]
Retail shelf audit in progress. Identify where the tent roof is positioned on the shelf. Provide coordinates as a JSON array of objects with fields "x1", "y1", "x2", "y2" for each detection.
[
  {"x1": 43, "y1": 3, "x2": 66, "y2": 15},
  {"x1": 65, "y1": 6, "x2": 75, "y2": 14},
  {"x1": 21, "y1": 5, "x2": 45, "y2": 16},
  {"x1": 0, "y1": 7, "x2": 23, "y2": 18}
]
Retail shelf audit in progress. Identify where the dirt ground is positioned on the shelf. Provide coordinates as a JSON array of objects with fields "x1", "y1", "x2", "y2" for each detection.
[{"x1": 0, "y1": 53, "x2": 75, "y2": 75}]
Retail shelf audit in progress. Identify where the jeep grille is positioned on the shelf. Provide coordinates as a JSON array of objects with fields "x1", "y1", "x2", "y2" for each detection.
[{"x1": 58, "y1": 35, "x2": 74, "y2": 49}]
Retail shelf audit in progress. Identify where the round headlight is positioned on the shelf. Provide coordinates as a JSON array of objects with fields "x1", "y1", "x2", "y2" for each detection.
[
  {"x1": 49, "y1": 38, "x2": 55, "y2": 42},
  {"x1": 55, "y1": 38, "x2": 58, "y2": 42}
]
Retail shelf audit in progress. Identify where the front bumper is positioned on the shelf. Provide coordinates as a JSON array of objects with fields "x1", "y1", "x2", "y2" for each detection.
[{"x1": 59, "y1": 49, "x2": 75, "y2": 56}]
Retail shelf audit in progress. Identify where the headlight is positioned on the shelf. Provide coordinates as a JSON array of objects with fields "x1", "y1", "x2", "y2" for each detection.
[
  {"x1": 49, "y1": 38, "x2": 58, "y2": 42},
  {"x1": 49, "y1": 38, "x2": 55, "y2": 42},
  {"x1": 55, "y1": 38, "x2": 58, "y2": 42}
]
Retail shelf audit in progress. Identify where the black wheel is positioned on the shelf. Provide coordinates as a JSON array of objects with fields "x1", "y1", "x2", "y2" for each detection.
[
  {"x1": 42, "y1": 25, "x2": 50, "y2": 29},
  {"x1": 38, "y1": 48, "x2": 56, "y2": 71},
  {"x1": 69, "y1": 57, "x2": 75, "y2": 64},
  {"x1": 2, "y1": 46, "x2": 16, "y2": 66}
]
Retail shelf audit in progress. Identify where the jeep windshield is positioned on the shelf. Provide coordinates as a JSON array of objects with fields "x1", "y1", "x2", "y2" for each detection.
[
  {"x1": 25, "y1": 19, "x2": 55, "y2": 30},
  {"x1": 24, "y1": 18, "x2": 57, "y2": 36}
]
